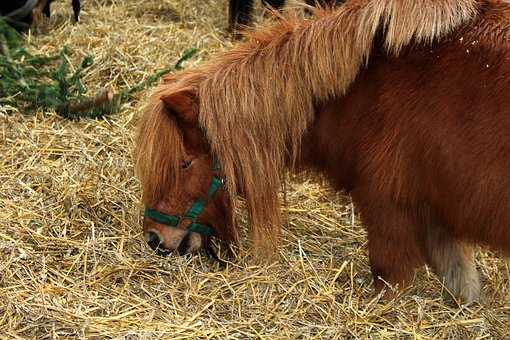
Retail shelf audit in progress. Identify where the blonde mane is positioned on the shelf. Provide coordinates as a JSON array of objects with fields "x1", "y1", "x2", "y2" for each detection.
[{"x1": 137, "y1": 0, "x2": 480, "y2": 253}]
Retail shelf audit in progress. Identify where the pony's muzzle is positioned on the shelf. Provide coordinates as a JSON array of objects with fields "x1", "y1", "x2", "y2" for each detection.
[{"x1": 144, "y1": 228, "x2": 202, "y2": 256}]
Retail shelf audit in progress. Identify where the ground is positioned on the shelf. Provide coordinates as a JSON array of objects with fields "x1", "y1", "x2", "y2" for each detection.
[{"x1": 1, "y1": 0, "x2": 509, "y2": 338}]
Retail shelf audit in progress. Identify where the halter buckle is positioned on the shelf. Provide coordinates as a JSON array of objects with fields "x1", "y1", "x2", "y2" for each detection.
[{"x1": 177, "y1": 216, "x2": 194, "y2": 230}]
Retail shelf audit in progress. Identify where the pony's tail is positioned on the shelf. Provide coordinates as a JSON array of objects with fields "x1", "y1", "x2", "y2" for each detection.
[{"x1": 134, "y1": 86, "x2": 184, "y2": 206}]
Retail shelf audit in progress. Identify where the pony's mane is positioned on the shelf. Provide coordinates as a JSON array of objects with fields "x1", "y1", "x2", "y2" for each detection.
[{"x1": 137, "y1": 0, "x2": 480, "y2": 253}]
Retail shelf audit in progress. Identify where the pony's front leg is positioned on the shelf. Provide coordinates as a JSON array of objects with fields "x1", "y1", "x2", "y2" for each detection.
[{"x1": 355, "y1": 199, "x2": 426, "y2": 297}]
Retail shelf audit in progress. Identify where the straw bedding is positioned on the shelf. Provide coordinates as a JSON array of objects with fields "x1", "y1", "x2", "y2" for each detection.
[{"x1": 1, "y1": 0, "x2": 509, "y2": 338}]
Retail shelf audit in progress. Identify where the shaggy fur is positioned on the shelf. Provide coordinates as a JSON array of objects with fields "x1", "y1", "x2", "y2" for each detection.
[{"x1": 136, "y1": 0, "x2": 510, "y2": 300}]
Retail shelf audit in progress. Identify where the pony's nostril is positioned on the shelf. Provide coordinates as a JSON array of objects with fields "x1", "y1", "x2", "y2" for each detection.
[{"x1": 147, "y1": 232, "x2": 161, "y2": 251}]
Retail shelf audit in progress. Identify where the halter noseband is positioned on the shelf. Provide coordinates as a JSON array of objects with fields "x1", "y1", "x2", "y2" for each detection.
[{"x1": 144, "y1": 158, "x2": 223, "y2": 238}]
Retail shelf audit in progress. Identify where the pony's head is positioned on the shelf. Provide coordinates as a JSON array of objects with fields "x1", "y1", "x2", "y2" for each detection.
[{"x1": 135, "y1": 77, "x2": 237, "y2": 257}]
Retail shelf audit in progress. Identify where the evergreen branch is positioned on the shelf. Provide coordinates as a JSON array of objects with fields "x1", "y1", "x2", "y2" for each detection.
[{"x1": 0, "y1": 18, "x2": 198, "y2": 119}]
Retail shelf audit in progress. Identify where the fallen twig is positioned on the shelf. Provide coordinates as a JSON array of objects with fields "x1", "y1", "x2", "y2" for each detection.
[{"x1": 57, "y1": 88, "x2": 114, "y2": 118}]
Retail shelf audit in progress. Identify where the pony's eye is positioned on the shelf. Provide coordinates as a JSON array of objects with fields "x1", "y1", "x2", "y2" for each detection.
[{"x1": 182, "y1": 160, "x2": 192, "y2": 170}]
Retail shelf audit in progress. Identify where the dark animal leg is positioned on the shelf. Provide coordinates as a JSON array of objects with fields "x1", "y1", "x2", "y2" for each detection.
[
  {"x1": 261, "y1": 0, "x2": 286, "y2": 20},
  {"x1": 71, "y1": 0, "x2": 80, "y2": 22},
  {"x1": 305, "y1": 0, "x2": 320, "y2": 7},
  {"x1": 228, "y1": 0, "x2": 254, "y2": 35},
  {"x1": 354, "y1": 198, "x2": 425, "y2": 297},
  {"x1": 261, "y1": 0, "x2": 286, "y2": 10},
  {"x1": 424, "y1": 223, "x2": 480, "y2": 303},
  {"x1": 43, "y1": 0, "x2": 51, "y2": 17},
  {"x1": 228, "y1": 0, "x2": 288, "y2": 37}
]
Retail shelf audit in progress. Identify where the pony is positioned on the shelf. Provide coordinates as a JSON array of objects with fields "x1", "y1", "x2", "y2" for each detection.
[
  {"x1": 0, "y1": 0, "x2": 80, "y2": 30},
  {"x1": 228, "y1": 0, "x2": 343, "y2": 34},
  {"x1": 135, "y1": 0, "x2": 510, "y2": 303}
]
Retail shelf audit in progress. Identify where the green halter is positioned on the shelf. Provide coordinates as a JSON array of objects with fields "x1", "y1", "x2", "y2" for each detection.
[{"x1": 144, "y1": 158, "x2": 223, "y2": 237}]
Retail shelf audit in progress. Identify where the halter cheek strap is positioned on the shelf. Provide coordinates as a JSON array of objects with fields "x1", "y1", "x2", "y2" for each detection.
[{"x1": 144, "y1": 158, "x2": 224, "y2": 238}]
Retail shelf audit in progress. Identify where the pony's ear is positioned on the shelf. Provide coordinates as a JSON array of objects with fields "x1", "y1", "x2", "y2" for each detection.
[{"x1": 160, "y1": 87, "x2": 197, "y2": 124}]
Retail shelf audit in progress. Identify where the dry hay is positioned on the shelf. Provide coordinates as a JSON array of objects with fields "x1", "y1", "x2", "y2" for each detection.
[{"x1": 1, "y1": 0, "x2": 509, "y2": 338}]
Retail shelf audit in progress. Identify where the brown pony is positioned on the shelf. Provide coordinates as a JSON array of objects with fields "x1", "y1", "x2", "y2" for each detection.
[{"x1": 135, "y1": 0, "x2": 510, "y2": 302}]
